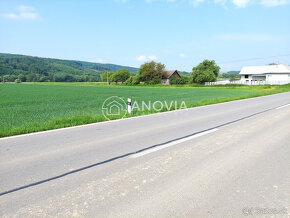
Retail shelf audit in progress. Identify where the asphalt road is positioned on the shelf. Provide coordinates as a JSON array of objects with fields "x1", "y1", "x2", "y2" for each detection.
[{"x1": 0, "y1": 92, "x2": 289, "y2": 217}]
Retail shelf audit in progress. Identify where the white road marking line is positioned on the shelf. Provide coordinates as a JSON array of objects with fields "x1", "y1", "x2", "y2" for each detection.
[
  {"x1": 276, "y1": 104, "x2": 290, "y2": 110},
  {"x1": 130, "y1": 128, "x2": 219, "y2": 158}
]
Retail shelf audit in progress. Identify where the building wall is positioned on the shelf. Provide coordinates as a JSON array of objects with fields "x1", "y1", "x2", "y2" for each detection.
[
  {"x1": 240, "y1": 75, "x2": 253, "y2": 81},
  {"x1": 240, "y1": 73, "x2": 290, "y2": 84},
  {"x1": 161, "y1": 79, "x2": 170, "y2": 85},
  {"x1": 252, "y1": 75, "x2": 266, "y2": 81},
  {"x1": 266, "y1": 74, "x2": 290, "y2": 83},
  {"x1": 173, "y1": 72, "x2": 181, "y2": 78},
  {"x1": 240, "y1": 75, "x2": 266, "y2": 81}
]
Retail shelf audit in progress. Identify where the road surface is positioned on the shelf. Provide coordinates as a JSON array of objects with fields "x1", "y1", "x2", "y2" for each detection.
[{"x1": 0, "y1": 92, "x2": 290, "y2": 217}]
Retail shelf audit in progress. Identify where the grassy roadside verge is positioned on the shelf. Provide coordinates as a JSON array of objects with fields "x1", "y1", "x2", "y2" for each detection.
[{"x1": 0, "y1": 83, "x2": 289, "y2": 138}]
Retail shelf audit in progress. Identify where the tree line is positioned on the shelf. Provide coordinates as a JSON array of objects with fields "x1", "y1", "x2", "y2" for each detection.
[
  {"x1": 99, "y1": 60, "x2": 221, "y2": 85},
  {"x1": 0, "y1": 53, "x2": 138, "y2": 83},
  {"x1": 0, "y1": 52, "x2": 221, "y2": 84}
]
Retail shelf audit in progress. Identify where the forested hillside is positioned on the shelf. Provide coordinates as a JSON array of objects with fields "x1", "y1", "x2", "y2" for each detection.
[
  {"x1": 218, "y1": 71, "x2": 240, "y2": 79},
  {"x1": 0, "y1": 53, "x2": 138, "y2": 82}
]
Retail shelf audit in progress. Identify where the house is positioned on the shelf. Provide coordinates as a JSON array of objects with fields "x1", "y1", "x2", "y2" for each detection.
[
  {"x1": 239, "y1": 64, "x2": 290, "y2": 84},
  {"x1": 161, "y1": 70, "x2": 181, "y2": 85}
]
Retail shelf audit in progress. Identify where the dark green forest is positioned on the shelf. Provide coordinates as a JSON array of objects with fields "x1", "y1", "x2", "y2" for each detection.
[{"x1": 0, "y1": 53, "x2": 138, "y2": 82}]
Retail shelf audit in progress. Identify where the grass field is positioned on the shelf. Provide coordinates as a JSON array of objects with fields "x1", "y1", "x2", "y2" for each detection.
[{"x1": 0, "y1": 82, "x2": 289, "y2": 137}]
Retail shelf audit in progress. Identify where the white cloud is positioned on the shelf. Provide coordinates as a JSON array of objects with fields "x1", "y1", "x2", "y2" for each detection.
[
  {"x1": 214, "y1": 0, "x2": 228, "y2": 7},
  {"x1": 188, "y1": 0, "x2": 206, "y2": 6},
  {"x1": 231, "y1": 0, "x2": 251, "y2": 7},
  {"x1": 148, "y1": 55, "x2": 157, "y2": 60},
  {"x1": 3, "y1": 5, "x2": 38, "y2": 20},
  {"x1": 137, "y1": 55, "x2": 157, "y2": 61},
  {"x1": 18, "y1": 5, "x2": 35, "y2": 12},
  {"x1": 137, "y1": 55, "x2": 147, "y2": 61},
  {"x1": 97, "y1": 59, "x2": 104, "y2": 63},
  {"x1": 214, "y1": 33, "x2": 275, "y2": 41},
  {"x1": 260, "y1": 0, "x2": 288, "y2": 6},
  {"x1": 179, "y1": 53, "x2": 185, "y2": 57}
]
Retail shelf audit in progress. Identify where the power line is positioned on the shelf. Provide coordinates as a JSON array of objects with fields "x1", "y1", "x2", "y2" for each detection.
[
  {"x1": 217, "y1": 54, "x2": 290, "y2": 64},
  {"x1": 167, "y1": 54, "x2": 290, "y2": 69}
]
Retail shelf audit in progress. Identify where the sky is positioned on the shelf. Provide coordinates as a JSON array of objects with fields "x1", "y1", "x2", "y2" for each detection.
[{"x1": 0, "y1": 0, "x2": 289, "y2": 71}]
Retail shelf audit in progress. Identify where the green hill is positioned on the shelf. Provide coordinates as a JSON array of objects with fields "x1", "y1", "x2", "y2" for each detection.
[
  {"x1": 0, "y1": 53, "x2": 138, "y2": 82},
  {"x1": 177, "y1": 71, "x2": 191, "y2": 76},
  {"x1": 218, "y1": 71, "x2": 240, "y2": 79}
]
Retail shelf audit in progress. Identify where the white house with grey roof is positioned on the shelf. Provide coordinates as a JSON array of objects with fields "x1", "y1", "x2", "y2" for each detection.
[{"x1": 239, "y1": 64, "x2": 290, "y2": 84}]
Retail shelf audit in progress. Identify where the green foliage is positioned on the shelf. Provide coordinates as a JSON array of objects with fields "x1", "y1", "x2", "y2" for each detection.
[
  {"x1": 124, "y1": 76, "x2": 133, "y2": 85},
  {"x1": 124, "y1": 75, "x2": 140, "y2": 85},
  {"x1": 1, "y1": 75, "x2": 9, "y2": 83},
  {"x1": 110, "y1": 73, "x2": 118, "y2": 84},
  {"x1": 170, "y1": 75, "x2": 189, "y2": 85},
  {"x1": 15, "y1": 79, "x2": 21, "y2": 83},
  {"x1": 113, "y1": 68, "x2": 131, "y2": 84},
  {"x1": 101, "y1": 72, "x2": 114, "y2": 83},
  {"x1": 219, "y1": 71, "x2": 240, "y2": 79},
  {"x1": 132, "y1": 75, "x2": 141, "y2": 85},
  {"x1": 177, "y1": 71, "x2": 190, "y2": 76},
  {"x1": 0, "y1": 53, "x2": 138, "y2": 82},
  {"x1": 18, "y1": 74, "x2": 27, "y2": 82},
  {"x1": 138, "y1": 61, "x2": 165, "y2": 82},
  {"x1": 191, "y1": 69, "x2": 216, "y2": 84},
  {"x1": 100, "y1": 72, "x2": 107, "y2": 82},
  {"x1": 191, "y1": 60, "x2": 220, "y2": 84},
  {"x1": 150, "y1": 78, "x2": 162, "y2": 84}
]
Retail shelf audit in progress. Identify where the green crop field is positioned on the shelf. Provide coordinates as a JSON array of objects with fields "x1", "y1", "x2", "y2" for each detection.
[{"x1": 0, "y1": 82, "x2": 289, "y2": 137}]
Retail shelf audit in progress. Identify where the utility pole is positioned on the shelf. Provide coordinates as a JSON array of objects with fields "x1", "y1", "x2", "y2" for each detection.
[{"x1": 107, "y1": 71, "x2": 109, "y2": 85}]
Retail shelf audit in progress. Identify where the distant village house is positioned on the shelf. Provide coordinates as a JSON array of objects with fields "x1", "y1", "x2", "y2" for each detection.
[
  {"x1": 239, "y1": 64, "x2": 290, "y2": 84},
  {"x1": 207, "y1": 63, "x2": 290, "y2": 85},
  {"x1": 161, "y1": 70, "x2": 181, "y2": 85}
]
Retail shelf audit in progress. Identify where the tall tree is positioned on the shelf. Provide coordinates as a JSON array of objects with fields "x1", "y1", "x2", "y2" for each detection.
[
  {"x1": 114, "y1": 68, "x2": 131, "y2": 84},
  {"x1": 101, "y1": 72, "x2": 114, "y2": 82},
  {"x1": 138, "y1": 61, "x2": 166, "y2": 82},
  {"x1": 191, "y1": 60, "x2": 220, "y2": 84}
]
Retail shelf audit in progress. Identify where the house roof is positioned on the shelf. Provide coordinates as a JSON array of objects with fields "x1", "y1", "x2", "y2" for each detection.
[
  {"x1": 163, "y1": 70, "x2": 180, "y2": 79},
  {"x1": 239, "y1": 64, "x2": 290, "y2": 75}
]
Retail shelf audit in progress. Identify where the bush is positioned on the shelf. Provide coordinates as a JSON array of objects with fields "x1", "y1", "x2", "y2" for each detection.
[
  {"x1": 170, "y1": 76, "x2": 189, "y2": 85},
  {"x1": 150, "y1": 78, "x2": 161, "y2": 84},
  {"x1": 15, "y1": 79, "x2": 21, "y2": 83},
  {"x1": 191, "y1": 69, "x2": 216, "y2": 84},
  {"x1": 124, "y1": 76, "x2": 140, "y2": 86},
  {"x1": 124, "y1": 76, "x2": 133, "y2": 85},
  {"x1": 132, "y1": 76, "x2": 140, "y2": 85}
]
